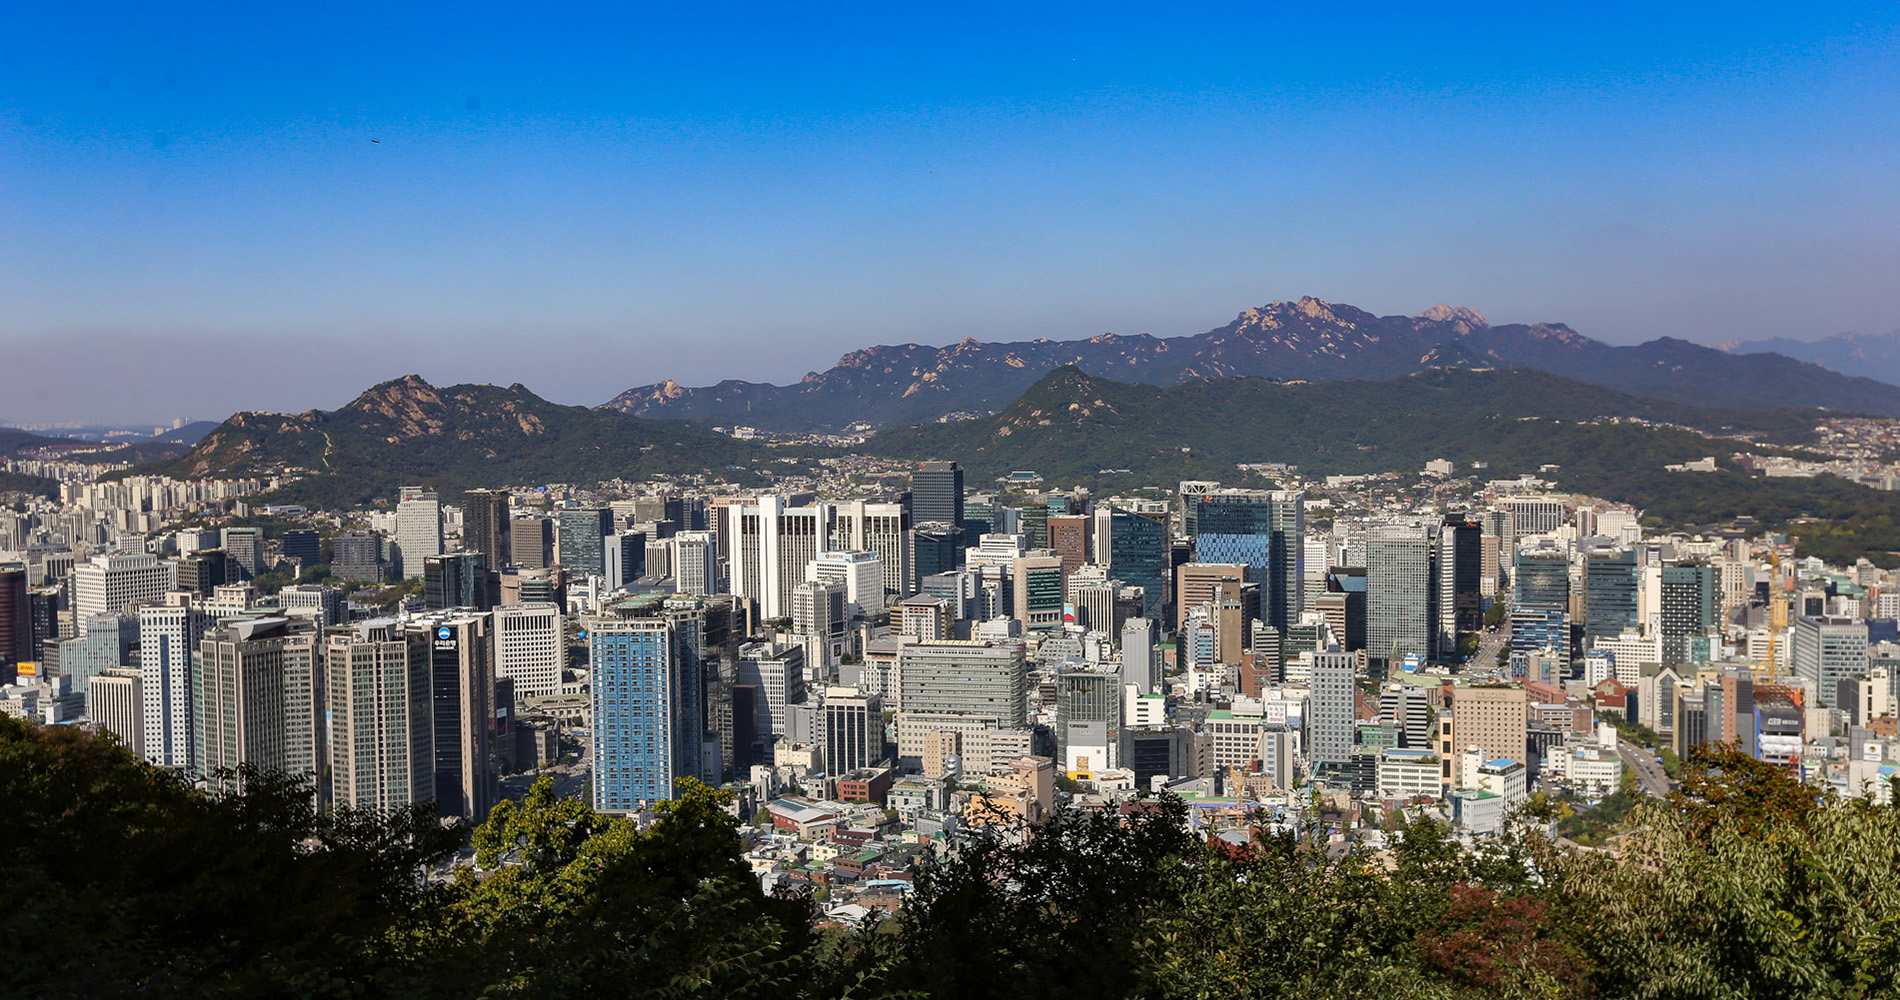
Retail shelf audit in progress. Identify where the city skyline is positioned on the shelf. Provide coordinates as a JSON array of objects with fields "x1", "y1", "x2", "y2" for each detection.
[{"x1": 6, "y1": 4, "x2": 1900, "y2": 422}]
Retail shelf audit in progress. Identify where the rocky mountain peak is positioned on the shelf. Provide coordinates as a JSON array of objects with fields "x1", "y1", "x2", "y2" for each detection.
[{"x1": 1416, "y1": 304, "x2": 1489, "y2": 327}]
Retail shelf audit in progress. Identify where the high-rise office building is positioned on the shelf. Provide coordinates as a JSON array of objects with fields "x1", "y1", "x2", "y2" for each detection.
[
  {"x1": 603, "y1": 532, "x2": 647, "y2": 590},
  {"x1": 424, "y1": 553, "x2": 492, "y2": 611},
  {"x1": 671, "y1": 531, "x2": 717, "y2": 594},
  {"x1": 1792, "y1": 616, "x2": 1870, "y2": 708},
  {"x1": 1121, "y1": 617, "x2": 1159, "y2": 694},
  {"x1": 586, "y1": 611, "x2": 700, "y2": 812},
  {"x1": 330, "y1": 530, "x2": 387, "y2": 582},
  {"x1": 462, "y1": 489, "x2": 513, "y2": 565},
  {"x1": 1103, "y1": 506, "x2": 1169, "y2": 622},
  {"x1": 88, "y1": 668, "x2": 143, "y2": 755},
  {"x1": 139, "y1": 602, "x2": 207, "y2": 772},
  {"x1": 1365, "y1": 526, "x2": 1436, "y2": 666},
  {"x1": 1308, "y1": 651, "x2": 1358, "y2": 767},
  {"x1": 191, "y1": 616, "x2": 323, "y2": 792},
  {"x1": 510, "y1": 517, "x2": 554, "y2": 570},
  {"x1": 492, "y1": 602, "x2": 564, "y2": 699},
  {"x1": 1047, "y1": 515, "x2": 1090, "y2": 576},
  {"x1": 725, "y1": 496, "x2": 838, "y2": 620},
  {"x1": 0, "y1": 562, "x2": 27, "y2": 684},
  {"x1": 1512, "y1": 547, "x2": 1571, "y2": 660},
  {"x1": 280, "y1": 529, "x2": 321, "y2": 568},
  {"x1": 556, "y1": 508, "x2": 615, "y2": 578},
  {"x1": 404, "y1": 612, "x2": 497, "y2": 822},
  {"x1": 824, "y1": 687, "x2": 886, "y2": 773},
  {"x1": 1174, "y1": 563, "x2": 1249, "y2": 631},
  {"x1": 1583, "y1": 548, "x2": 1640, "y2": 645},
  {"x1": 1449, "y1": 685, "x2": 1529, "y2": 783},
  {"x1": 833, "y1": 500, "x2": 911, "y2": 602},
  {"x1": 1010, "y1": 554, "x2": 1065, "y2": 633},
  {"x1": 912, "y1": 522, "x2": 963, "y2": 590},
  {"x1": 899, "y1": 639, "x2": 1027, "y2": 724},
  {"x1": 1193, "y1": 490, "x2": 1305, "y2": 631},
  {"x1": 71, "y1": 554, "x2": 177, "y2": 632},
  {"x1": 1660, "y1": 563, "x2": 1718, "y2": 665},
  {"x1": 278, "y1": 583, "x2": 344, "y2": 626},
  {"x1": 394, "y1": 487, "x2": 443, "y2": 580},
  {"x1": 325, "y1": 620, "x2": 434, "y2": 812},
  {"x1": 736, "y1": 641, "x2": 807, "y2": 739},
  {"x1": 1438, "y1": 516, "x2": 1482, "y2": 656},
  {"x1": 911, "y1": 461, "x2": 965, "y2": 529},
  {"x1": 1055, "y1": 668, "x2": 1122, "y2": 766},
  {"x1": 810, "y1": 550, "x2": 886, "y2": 620},
  {"x1": 220, "y1": 527, "x2": 265, "y2": 581}
]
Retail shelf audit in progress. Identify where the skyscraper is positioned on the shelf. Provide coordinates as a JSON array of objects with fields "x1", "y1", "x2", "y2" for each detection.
[
  {"x1": 325, "y1": 620, "x2": 434, "y2": 812},
  {"x1": 462, "y1": 489, "x2": 513, "y2": 566},
  {"x1": 424, "y1": 553, "x2": 492, "y2": 611},
  {"x1": 394, "y1": 487, "x2": 443, "y2": 580},
  {"x1": 1193, "y1": 490, "x2": 1305, "y2": 631},
  {"x1": 1582, "y1": 547, "x2": 1639, "y2": 645},
  {"x1": 1365, "y1": 526, "x2": 1436, "y2": 666},
  {"x1": 1512, "y1": 547, "x2": 1571, "y2": 660},
  {"x1": 191, "y1": 616, "x2": 323, "y2": 793},
  {"x1": 404, "y1": 612, "x2": 497, "y2": 822},
  {"x1": 1308, "y1": 651, "x2": 1358, "y2": 768},
  {"x1": 736, "y1": 641, "x2": 807, "y2": 739},
  {"x1": 72, "y1": 554, "x2": 177, "y2": 631},
  {"x1": 587, "y1": 610, "x2": 699, "y2": 812},
  {"x1": 911, "y1": 522, "x2": 963, "y2": 590},
  {"x1": 911, "y1": 461, "x2": 964, "y2": 529},
  {"x1": 824, "y1": 687, "x2": 886, "y2": 773},
  {"x1": 139, "y1": 602, "x2": 207, "y2": 772},
  {"x1": 1660, "y1": 563, "x2": 1718, "y2": 666},
  {"x1": 510, "y1": 517, "x2": 554, "y2": 570},
  {"x1": 603, "y1": 532, "x2": 647, "y2": 590},
  {"x1": 220, "y1": 526, "x2": 265, "y2": 581},
  {"x1": 725, "y1": 496, "x2": 836, "y2": 620},
  {"x1": 0, "y1": 562, "x2": 28, "y2": 684},
  {"x1": 1438, "y1": 515, "x2": 1482, "y2": 656},
  {"x1": 1104, "y1": 506, "x2": 1168, "y2": 622},
  {"x1": 556, "y1": 508, "x2": 615, "y2": 578},
  {"x1": 833, "y1": 500, "x2": 911, "y2": 602},
  {"x1": 492, "y1": 602, "x2": 565, "y2": 699}
]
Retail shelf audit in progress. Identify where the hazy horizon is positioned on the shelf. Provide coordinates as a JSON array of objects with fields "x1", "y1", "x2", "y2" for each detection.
[{"x1": 6, "y1": 4, "x2": 1899, "y2": 423}]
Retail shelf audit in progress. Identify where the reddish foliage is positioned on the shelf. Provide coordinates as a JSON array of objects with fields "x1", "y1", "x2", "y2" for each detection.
[{"x1": 1414, "y1": 883, "x2": 1592, "y2": 997}]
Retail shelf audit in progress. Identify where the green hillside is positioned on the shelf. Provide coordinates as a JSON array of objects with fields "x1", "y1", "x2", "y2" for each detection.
[
  {"x1": 867, "y1": 366, "x2": 1900, "y2": 563},
  {"x1": 129, "y1": 375, "x2": 793, "y2": 507}
]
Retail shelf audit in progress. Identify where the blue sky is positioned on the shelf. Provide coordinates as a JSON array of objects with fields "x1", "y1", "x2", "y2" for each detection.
[{"x1": 3, "y1": 3, "x2": 1898, "y2": 422}]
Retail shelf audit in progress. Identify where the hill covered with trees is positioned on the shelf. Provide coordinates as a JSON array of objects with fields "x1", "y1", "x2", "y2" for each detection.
[{"x1": 7, "y1": 714, "x2": 1897, "y2": 999}]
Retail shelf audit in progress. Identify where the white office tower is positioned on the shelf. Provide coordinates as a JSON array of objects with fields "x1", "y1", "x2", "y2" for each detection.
[
  {"x1": 832, "y1": 500, "x2": 912, "y2": 602},
  {"x1": 395, "y1": 486, "x2": 443, "y2": 579},
  {"x1": 965, "y1": 533, "x2": 1027, "y2": 569},
  {"x1": 72, "y1": 554, "x2": 177, "y2": 633},
  {"x1": 725, "y1": 496, "x2": 836, "y2": 619},
  {"x1": 810, "y1": 550, "x2": 885, "y2": 620},
  {"x1": 325, "y1": 620, "x2": 433, "y2": 812},
  {"x1": 1121, "y1": 617, "x2": 1159, "y2": 695},
  {"x1": 87, "y1": 668, "x2": 143, "y2": 756},
  {"x1": 492, "y1": 602, "x2": 565, "y2": 699},
  {"x1": 603, "y1": 533, "x2": 640, "y2": 591},
  {"x1": 672, "y1": 531, "x2": 717, "y2": 594},
  {"x1": 192, "y1": 616, "x2": 322, "y2": 792},
  {"x1": 736, "y1": 641, "x2": 807, "y2": 738},
  {"x1": 139, "y1": 602, "x2": 208, "y2": 771},
  {"x1": 278, "y1": 583, "x2": 343, "y2": 625}
]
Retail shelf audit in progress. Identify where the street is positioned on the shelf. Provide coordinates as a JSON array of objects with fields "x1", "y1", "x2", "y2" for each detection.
[{"x1": 1616, "y1": 739, "x2": 1672, "y2": 798}]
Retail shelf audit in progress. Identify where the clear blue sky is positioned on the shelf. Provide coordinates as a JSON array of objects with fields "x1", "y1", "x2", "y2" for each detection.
[{"x1": 3, "y1": 3, "x2": 1898, "y2": 423}]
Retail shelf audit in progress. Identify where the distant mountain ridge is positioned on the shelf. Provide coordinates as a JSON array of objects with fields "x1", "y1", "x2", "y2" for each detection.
[
  {"x1": 138, "y1": 374, "x2": 776, "y2": 507},
  {"x1": 606, "y1": 297, "x2": 1900, "y2": 429},
  {"x1": 1727, "y1": 330, "x2": 1900, "y2": 388}
]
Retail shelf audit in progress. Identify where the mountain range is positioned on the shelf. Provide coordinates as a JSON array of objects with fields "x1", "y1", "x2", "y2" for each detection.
[
  {"x1": 136, "y1": 375, "x2": 782, "y2": 507},
  {"x1": 605, "y1": 297, "x2": 1900, "y2": 430},
  {"x1": 1728, "y1": 330, "x2": 1900, "y2": 388}
]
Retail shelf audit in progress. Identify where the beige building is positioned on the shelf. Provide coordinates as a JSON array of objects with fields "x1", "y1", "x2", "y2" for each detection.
[
  {"x1": 965, "y1": 755, "x2": 1054, "y2": 826},
  {"x1": 1445, "y1": 685, "x2": 1528, "y2": 787}
]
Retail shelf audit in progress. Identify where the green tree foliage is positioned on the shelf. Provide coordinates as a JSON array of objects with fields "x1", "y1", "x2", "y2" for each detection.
[{"x1": 9, "y1": 718, "x2": 1900, "y2": 999}]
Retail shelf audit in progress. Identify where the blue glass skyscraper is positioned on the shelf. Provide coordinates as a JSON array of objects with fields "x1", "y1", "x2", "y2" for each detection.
[
  {"x1": 1107, "y1": 507, "x2": 1169, "y2": 621},
  {"x1": 1193, "y1": 490, "x2": 1304, "y2": 630},
  {"x1": 587, "y1": 609, "x2": 702, "y2": 812}
]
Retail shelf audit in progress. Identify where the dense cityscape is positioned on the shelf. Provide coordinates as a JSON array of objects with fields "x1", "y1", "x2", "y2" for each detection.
[
  {"x1": 6, "y1": 421, "x2": 1900, "y2": 993},
  {"x1": 9, "y1": 5, "x2": 1900, "y2": 997}
]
